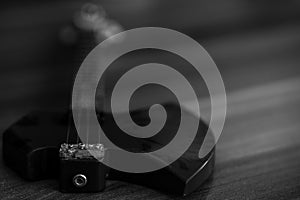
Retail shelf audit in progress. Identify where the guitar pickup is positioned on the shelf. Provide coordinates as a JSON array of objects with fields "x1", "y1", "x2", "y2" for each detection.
[{"x1": 59, "y1": 143, "x2": 108, "y2": 193}]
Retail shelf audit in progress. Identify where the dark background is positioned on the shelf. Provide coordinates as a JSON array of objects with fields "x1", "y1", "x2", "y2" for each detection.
[{"x1": 0, "y1": 0, "x2": 300, "y2": 199}]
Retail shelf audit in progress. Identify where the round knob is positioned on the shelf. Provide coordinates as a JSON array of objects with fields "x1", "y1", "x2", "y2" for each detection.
[{"x1": 73, "y1": 174, "x2": 87, "y2": 187}]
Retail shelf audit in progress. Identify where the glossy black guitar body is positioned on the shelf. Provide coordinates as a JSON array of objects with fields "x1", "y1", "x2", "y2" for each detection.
[
  {"x1": 2, "y1": 105, "x2": 215, "y2": 196},
  {"x1": 104, "y1": 105, "x2": 215, "y2": 196}
]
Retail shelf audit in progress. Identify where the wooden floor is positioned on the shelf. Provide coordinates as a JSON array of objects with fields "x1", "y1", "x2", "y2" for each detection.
[
  {"x1": 1, "y1": 1, "x2": 300, "y2": 200},
  {"x1": 2, "y1": 77, "x2": 300, "y2": 200}
]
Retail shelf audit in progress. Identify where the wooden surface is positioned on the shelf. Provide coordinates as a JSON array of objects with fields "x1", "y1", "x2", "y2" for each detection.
[{"x1": 1, "y1": 1, "x2": 300, "y2": 199}]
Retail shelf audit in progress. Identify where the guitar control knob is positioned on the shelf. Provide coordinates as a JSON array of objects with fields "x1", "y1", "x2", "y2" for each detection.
[{"x1": 73, "y1": 174, "x2": 87, "y2": 187}]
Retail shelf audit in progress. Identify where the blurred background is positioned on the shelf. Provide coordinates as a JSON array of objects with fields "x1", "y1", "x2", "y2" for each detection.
[{"x1": 0, "y1": 0, "x2": 300, "y2": 199}]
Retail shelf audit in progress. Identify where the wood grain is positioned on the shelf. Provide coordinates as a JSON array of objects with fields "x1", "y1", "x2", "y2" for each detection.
[{"x1": 0, "y1": 1, "x2": 300, "y2": 199}]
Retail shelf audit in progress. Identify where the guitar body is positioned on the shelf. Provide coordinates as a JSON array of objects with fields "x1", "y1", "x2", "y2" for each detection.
[{"x1": 2, "y1": 105, "x2": 215, "y2": 196}]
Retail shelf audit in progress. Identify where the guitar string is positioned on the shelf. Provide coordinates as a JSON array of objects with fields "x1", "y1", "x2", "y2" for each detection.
[{"x1": 66, "y1": 109, "x2": 71, "y2": 144}]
